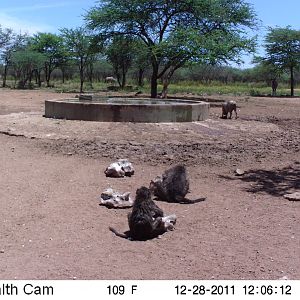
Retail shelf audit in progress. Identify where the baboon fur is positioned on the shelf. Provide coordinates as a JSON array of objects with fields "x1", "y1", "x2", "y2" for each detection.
[
  {"x1": 109, "y1": 186, "x2": 165, "y2": 240},
  {"x1": 150, "y1": 165, "x2": 205, "y2": 204},
  {"x1": 221, "y1": 100, "x2": 237, "y2": 119}
]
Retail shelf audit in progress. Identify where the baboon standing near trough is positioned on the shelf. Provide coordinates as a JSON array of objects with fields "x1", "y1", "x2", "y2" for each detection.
[
  {"x1": 221, "y1": 100, "x2": 238, "y2": 119},
  {"x1": 109, "y1": 186, "x2": 166, "y2": 240}
]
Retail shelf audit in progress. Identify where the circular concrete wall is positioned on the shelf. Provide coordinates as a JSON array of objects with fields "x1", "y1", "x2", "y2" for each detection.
[{"x1": 44, "y1": 97, "x2": 210, "y2": 123}]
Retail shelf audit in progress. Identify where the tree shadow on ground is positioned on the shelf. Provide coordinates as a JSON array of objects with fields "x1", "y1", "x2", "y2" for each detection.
[{"x1": 220, "y1": 164, "x2": 300, "y2": 197}]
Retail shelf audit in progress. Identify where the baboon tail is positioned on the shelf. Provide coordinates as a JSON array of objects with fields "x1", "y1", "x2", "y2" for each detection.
[
  {"x1": 109, "y1": 226, "x2": 128, "y2": 239},
  {"x1": 180, "y1": 197, "x2": 206, "y2": 204}
]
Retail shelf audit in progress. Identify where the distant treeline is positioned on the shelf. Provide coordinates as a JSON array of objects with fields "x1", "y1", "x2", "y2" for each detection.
[
  {"x1": 1, "y1": 23, "x2": 299, "y2": 94},
  {"x1": 1, "y1": 59, "x2": 299, "y2": 88}
]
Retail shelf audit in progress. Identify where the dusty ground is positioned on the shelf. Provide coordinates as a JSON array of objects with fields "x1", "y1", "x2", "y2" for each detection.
[{"x1": 0, "y1": 89, "x2": 299, "y2": 280}]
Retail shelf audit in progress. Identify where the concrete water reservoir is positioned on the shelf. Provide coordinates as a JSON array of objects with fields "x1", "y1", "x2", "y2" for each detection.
[{"x1": 44, "y1": 96, "x2": 210, "y2": 123}]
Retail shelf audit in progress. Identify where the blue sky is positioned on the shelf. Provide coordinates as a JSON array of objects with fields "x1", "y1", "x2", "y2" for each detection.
[
  {"x1": 0, "y1": 0, "x2": 299, "y2": 68},
  {"x1": 0, "y1": 0, "x2": 95, "y2": 33},
  {"x1": 245, "y1": 0, "x2": 300, "y2": 64}
]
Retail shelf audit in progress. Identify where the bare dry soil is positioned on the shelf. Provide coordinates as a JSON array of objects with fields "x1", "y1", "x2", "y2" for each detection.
[{"x1": 0, "y1": 89, "x2": 299, "y2": 280}]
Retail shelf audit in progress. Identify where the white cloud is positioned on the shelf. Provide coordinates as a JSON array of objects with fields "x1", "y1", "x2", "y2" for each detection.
[
  {"x1": 0, "y1": 12, "x2": 54, "y2": 34},
  {"x1": 4, "y1": 2, "x2": 73, "y2": 13}
]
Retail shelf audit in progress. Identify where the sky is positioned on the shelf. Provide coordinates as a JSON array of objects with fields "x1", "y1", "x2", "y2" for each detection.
[
  {"x1": 0, "y1": 0, "x2": 299, "y2": 68},
  {"x1": 244, "y1": 0, "x2": 300, "y2": 66},
  {"x1": 0, "y1": 0, "x2": 96, "y2": 34}
]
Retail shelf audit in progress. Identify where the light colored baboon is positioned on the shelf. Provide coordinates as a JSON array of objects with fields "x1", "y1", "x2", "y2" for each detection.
[
  {"x1": 104, "y1": 76, "x2": 117, "y2": 83},
  {"x1": 221, "y1": 100, "x2": 237, "y2": 119}
]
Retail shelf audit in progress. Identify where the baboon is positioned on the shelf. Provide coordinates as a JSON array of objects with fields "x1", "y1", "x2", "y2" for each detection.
[
  {"x1": 272, "y1": 79, "x2": 278, "y2": 96},
  {"x1": 109, "y1": 186, "x2": 166, "y2": 240},
  {"x1": 104, "y1": 76, "x2": 117, "y2": 83},
  {"x1": 221, "y1": 100, "x2": 237, "y2": 119},
  {"x1": 150, "y1": 165, "x2": 206, "y2": 204}
]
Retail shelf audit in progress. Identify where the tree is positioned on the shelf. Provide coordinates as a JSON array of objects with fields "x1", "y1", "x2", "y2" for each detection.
[
  {"x1": 259, "y1": 27, "x2": 300, "y2": 96},
  {"x1": 86, "y1": 0, "x2": 257, "y2": 98},
  {"x1": 251, "y1": 59, "x2": 281, "y2": 86},
  {"x1": 132, "y1": 40, "x2": 151, "y2": 87},
  {"x1": 60, "y1": 27, "x2": 97, "y2": 93},
  {"x1": 30, "y1": 33, "x2": 65, "y2": 87},
  {"x1": 11, "y1": 50, "x2": 46, "y2": 89},
  {"x1": 0, "y1": 26, "x2": 14, "y2": 87},
  {"x1": 0, "y1": 31, "x2": 28, "y2": 87},
  {"x1": 0, "y1": 26, "x2": 13, "y2": 48},
  {"x1": 106, "y1": 36, "x2": 136, "y2": 88}
]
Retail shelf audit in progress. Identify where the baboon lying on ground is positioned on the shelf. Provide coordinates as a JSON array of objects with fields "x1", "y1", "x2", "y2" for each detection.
[
  {"x1": 109, "y1": 186, "x2": 175, "y2": 240},
  {"x1": 150, "y1": 165, "x2": 206, "y2": 204},
  {"x1": 221, "y1": 100, "x2": 238, "y2": 119}
]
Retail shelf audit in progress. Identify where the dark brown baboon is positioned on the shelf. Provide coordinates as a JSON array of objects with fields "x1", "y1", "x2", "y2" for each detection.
[
  {"x1": 221, "y1": 100, "x2": 238, "y2": 119},
  {"x1": 109, "y1": 186, "x2": 166, "y2": 240},
  {"x1": 272, "y1": 79, "x2": 278, "y2": 96},
  {"x1": 149, "y1": 165, "x2": 206, "y2": 204}
]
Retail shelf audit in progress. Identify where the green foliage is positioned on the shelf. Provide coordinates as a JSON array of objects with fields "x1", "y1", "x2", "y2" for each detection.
[
  {"x1": 0, "y1": 28, "x2": 29, "y2": 87},
  {"x1": 155, "y1": 81, "x2": 299, "y2": 96},
  {"x1": 264, "y1": 27, "x2": 300, "y2": 69},
  {"x1": 30, "y1": 33, "x2": 63, "y2": 57},
  {"x1": 86, "y1": 0, "x2": 258, "y2": 97},
  {"x1": 260, "y1": 26, "x2": 300, "y2": 96},
  {"x1": 11, "y1": 50, "x2": 47, "y2": 88},
  {"x1": 106, "y1": 36, "x2": 136, "y2": 87},
  {"x1": 0, "y1": 25, "x2": 13, "y2": 48},
  {"x1": 131, "y1": 40, "x2": 151, "y2": 86},
  {"x1": 249, "y1": 88, "x2": 261, "y2": 96},
  {"x1": 60, "y1": 27, "x2": 98, "y2": 92},
  {"x1": 29, "y1": 32, "x2": 66, "y2": 86}
]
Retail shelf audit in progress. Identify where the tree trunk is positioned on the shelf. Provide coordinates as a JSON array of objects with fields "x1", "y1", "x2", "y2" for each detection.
[
  {"x1": 61, "y1": 68, "x2": 65, "y2": 84},
  {"x1": 80, "y1": 79, "x2": 84, "y2": 93},
  {"x1": 86, "y1": 62, "x2": 93, "y2": 89},
  {"x1": 35, "y1": 70, "x2": 38, "y2": 84},
  {"x1": 150, "y1": 64, "x2": 159, "y2": 98},
  {"x1": 137, "y1": 68, "x2": 144, "y2": 86},
  {"x1": 37, "y1": 71, "x2": 42, "y2": 87},
  {"x1": 80, "y1": 69, "x2": 84, "y2": 93},
  {"x1": 2, "y1": 65, "x2": 8, "y2": 88},
  {"x1": 121, "y1": 67, "x2": 126, "y2": 88},
  {"x1": 161, "y1": 84, "x2": 169, "y2": 98},
  {"x1": 45, "y1": 63, "x2": 51, "y2": 87},
  {"x1": 79, "y1": 58, "x2": 84, "y2": 93},
  {"x1": 160, "y1": 67, "x2": 178, "y2": 98},
  {"x1": 116, "y1": 73, "x2": 121, "y2": 87},
  {"x1": 28, "y1": 70, "x2": 33, "y2": 89},
  {"x1": 290, "y1": 66, "x2": 294, "y2": 97}
]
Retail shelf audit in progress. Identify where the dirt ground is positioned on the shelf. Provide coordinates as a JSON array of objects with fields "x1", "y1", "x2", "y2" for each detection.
[{"x1": 0, "y1": 89, "x2": 299, "y2": 280}]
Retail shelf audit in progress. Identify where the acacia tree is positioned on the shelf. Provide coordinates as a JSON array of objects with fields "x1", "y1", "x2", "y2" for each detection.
[
  {"x1": 260, "y1": 27, "x2": 300, "y2": 96},
  {"x1": 0, "y1": 27, "x2": 28, "y2": 87},
  {"x1": 132, "y1": 40, "x2": 151, "y2": 87},
  {"x1": 106, "y1": 36, "x2": 136, "y2": 88},
  {"x1": 0, "y1": 26, "x2": 13, "y2": 48},
  {"x1": 0, "y1": 26, "x2": 14, "y2": 87},
  {"x1": 60, "y1": 27, "x2": 97, "y2": 93},
  {"x1": 30, "y1": 33, "x2": 65, "y2": 87},
  {"x1": 11, "y1": 50, "x2": 46, "y2": 88},
  {"x1": 86, "y1": 0, "x2": 257, "y2": 98}
]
